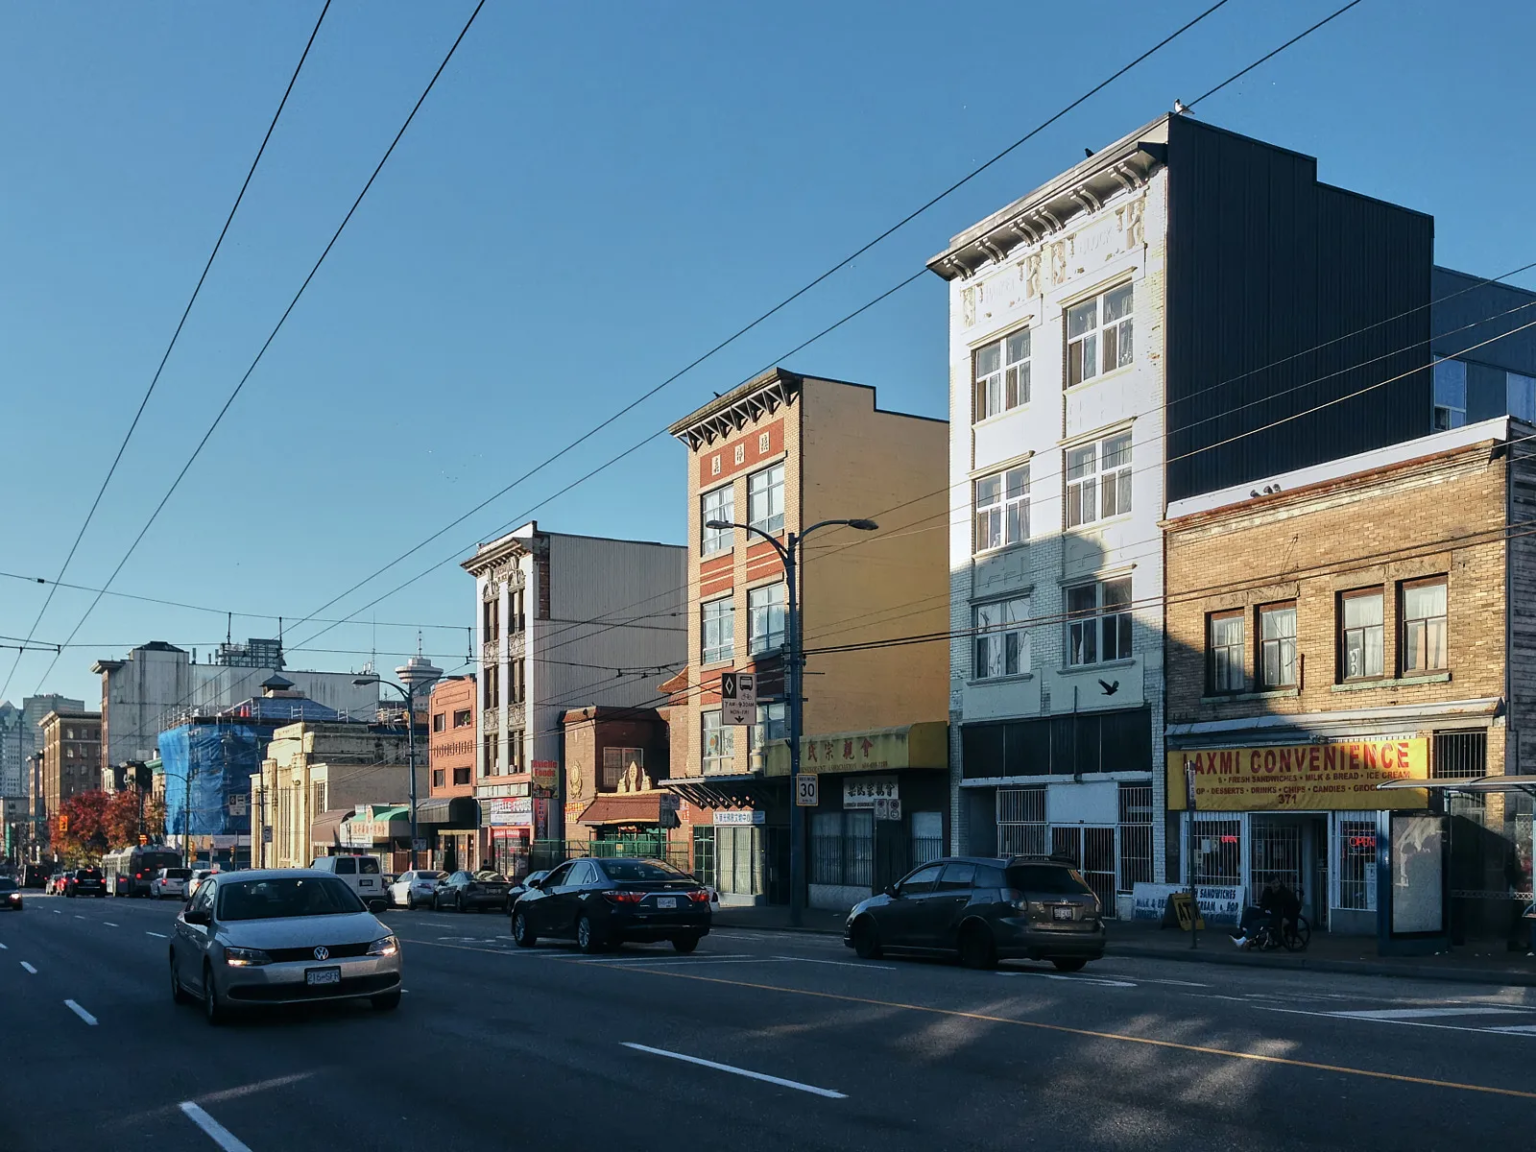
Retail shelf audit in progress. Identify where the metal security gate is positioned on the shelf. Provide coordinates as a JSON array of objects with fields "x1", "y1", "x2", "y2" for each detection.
[
  {"x1": 996, "y1": 787, "x2": 1046, "y2": 856},
  {"x1": 1250, "y1": 817, "x2": 1303, "y2": 894},
  {"x1": 1050, "y1": 826, "x2": 1117, "y2": 913}
]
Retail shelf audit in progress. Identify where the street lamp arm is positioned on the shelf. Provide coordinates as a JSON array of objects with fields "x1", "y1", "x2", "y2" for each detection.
[
  {"x1": 705, "y1": 519, "x2": 790, "y2": 563},
  {"x1": 798, "y1": 517, "x2": 879, "y2": 540}
]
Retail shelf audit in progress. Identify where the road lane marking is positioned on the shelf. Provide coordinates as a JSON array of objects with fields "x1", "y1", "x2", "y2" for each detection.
[
  {"x1": 65, "y1": 1000, "x2": 97, "y2": 1026},
  {"x1": 1491, "y1": 1024, "x2": 1536, "y2": 1034},
  {"x1": 622, "y1": 1042, "x2": 846, "y2": 1099},
  {"x1": 777, "y1": 954, "x2": 896, "y2": 971},
  {"x1": 51, "y1": 910, "x2": 60, "y2": 915},
  {"x1": 104, "y1": 921, "x2": 119, "y2": 927},
  {"x1": 573, "y1": 953, "x2": 752, "y2": 965},
  {"x1": 20, "y1": 961, "x2": 36, "y2": 974},
  {"x1": 179, "y1": 1102, "x2": 253, "y2": 1152},
  {"x1": 1254, "y1": 1005, "x2": 1536, "y2": 1038},
  {"x1": 0, "y1": 941, "x2": 7, "y2": 949},
  {"x1": 625, "y1": 967, "x2": 1536, "y2": 1102},
  {"x1": 147, "y1": 931, "x2": 168, "y2": 939},
  {"x1": 74, "y1": 915, "x2": 86, "y2": 920},
  {"x1": 997, "y1": 971, "x2": 1138, "y2": 988},
  {"x1": 1333, "y1": 1007, "x2": 1529, "y2": 1020}
]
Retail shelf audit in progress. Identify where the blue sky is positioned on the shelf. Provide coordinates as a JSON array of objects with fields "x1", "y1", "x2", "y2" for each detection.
[{"x1": 2, "y1": 0, "x2": 1532, "y2": 704}]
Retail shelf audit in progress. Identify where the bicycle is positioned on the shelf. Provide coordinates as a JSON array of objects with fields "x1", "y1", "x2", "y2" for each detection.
[{"x1": 1251, "y1": 912, "x2": 1311, "y2": 952}]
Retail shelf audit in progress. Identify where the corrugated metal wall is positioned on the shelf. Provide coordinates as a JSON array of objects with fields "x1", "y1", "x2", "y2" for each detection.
[{"x1": 1164, "y1": 118, "x2": 1434, "y2": 501}]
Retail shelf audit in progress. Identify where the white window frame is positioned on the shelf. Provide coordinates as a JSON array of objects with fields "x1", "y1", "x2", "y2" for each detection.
[
  {"x1": 701, "y1": 485, "x2": 734, "y2": 555},
  {"x1": 973, "y1": 330, "x2": 1031, "y2": 421},
  {"x1": 701, "y1": 597, "x2": 735, "y2": 665},
  {"x1": 748, "y1": 463, "x2": 785, "y2": 535},
  {"x1": 1432, "y1": 358, "x2": 1467, "y2": 431},
  {"x1": 973, "y1": 597, "x2": 1030, "y2": 679},
  {"x1": 1065, "y1": 577, "x2": 1133, "y2": 667},
  {"x1": 1208, "y1": 611, "x2": 1245, "y2": 694},
  {"x1": 1067, "y1": 282, "x2": 1134, "y2": 386},
  {"x1": 702, "y1": 710, "x2": 734, "y2": 775},
  {"x1": 747, "y1": 701, "x2": 787, "y2": 770},
  {"x1": 1065, "y1": 432, "x2": 1132, "y2": 528},
  {"x1": 973, "y1": 465, "x2": 1029, "y2": 554},
  {"x1": 748, "y1": 582, "x2": 787, "y2": 655}
]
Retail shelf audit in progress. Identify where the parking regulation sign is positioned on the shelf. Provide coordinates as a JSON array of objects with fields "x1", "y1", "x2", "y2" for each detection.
[{"x1": 720, "y1": 671, "x2": 757, "y2": 725}]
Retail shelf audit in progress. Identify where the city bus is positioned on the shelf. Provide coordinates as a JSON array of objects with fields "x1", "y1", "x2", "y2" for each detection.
[{"x1": 102, "y1": 845, "x2": 183, "y2": 897}]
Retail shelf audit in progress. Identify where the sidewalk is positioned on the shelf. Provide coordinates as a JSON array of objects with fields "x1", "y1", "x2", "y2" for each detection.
[{"x1": 711, "y1": 904, "x2": 1536, "y2": 987}]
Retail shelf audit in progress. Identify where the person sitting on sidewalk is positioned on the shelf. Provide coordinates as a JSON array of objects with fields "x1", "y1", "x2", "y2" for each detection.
[{"x1": 1230, "y1": 880, "x2": 1285, "y2": 949}]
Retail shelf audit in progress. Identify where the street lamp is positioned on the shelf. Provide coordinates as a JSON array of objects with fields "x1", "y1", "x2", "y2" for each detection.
[
  {"x1": 357, "y1": 674, "x2": 433, "y2": 870},
  {"x1": 705, "y1": 516, "x2": 878, "y2": 927}
]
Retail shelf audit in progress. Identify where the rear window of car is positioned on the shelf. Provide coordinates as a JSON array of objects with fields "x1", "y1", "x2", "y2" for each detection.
[
  {"x1": 597, "y1": 859, "x2": 686, "y2": 882},
  {"x1": 414, "y1": 871, "x2": 443, "y2": 881},
  {"x1": 77, "y1": 869, "x2": 102, "y2": 879},
  {"x1": 475, "y1": 872, "x2": 508, "y2": 883},
  {"x1": 166, "y1": 869, "x2": 192, "y2": 880},
  {"x1": 0, "y1": 879, "x2": 16, "y2": 892},
  {"x1": 358, "y1": 858, "x2": 380, "y2": 874},
  {"x1": 1006, "y1": 864, "x2": 1094, "y2": 895}
]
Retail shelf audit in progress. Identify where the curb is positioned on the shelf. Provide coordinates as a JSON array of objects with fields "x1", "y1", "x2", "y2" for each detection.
[{"x1": 1108, "y1": 943, "x2": 1536, "y2": 987}]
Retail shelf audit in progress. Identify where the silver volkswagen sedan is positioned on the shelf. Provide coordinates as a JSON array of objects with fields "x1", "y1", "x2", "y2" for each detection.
[{"x1": 170, "y1": 869, "x2": 402, "y2": 1024}]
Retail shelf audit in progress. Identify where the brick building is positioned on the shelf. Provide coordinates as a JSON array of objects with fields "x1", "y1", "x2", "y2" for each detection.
[
  {"x1": 560, "y1": 706, "x2": 672, "y2": 855},
  {"x1": 39, "y1": 708, "x2": 102, "y2": 830},
  {"x1": 661, "y1": 368, "x2": 950, "y2": 908},
  {"x1": 1164, "y1": 418, "x2": 1535, "y2": 945},
  {"x1": 422, "y1": 674, "x2": 478, "y2": 872}
]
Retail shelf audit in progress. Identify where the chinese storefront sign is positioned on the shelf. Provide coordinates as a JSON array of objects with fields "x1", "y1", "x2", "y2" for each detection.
[
  {"x1": 843, "y1": 776, "x2": 899, "y2": 810},
  {"x1": 1167, "y1": 739, "x2": 1429, "y2": 812}
]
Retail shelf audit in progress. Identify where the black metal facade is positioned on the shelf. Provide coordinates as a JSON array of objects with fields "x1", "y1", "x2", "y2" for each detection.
[{"x1": 1163, "y1": 117, "x2": 1435, "y2": 501}]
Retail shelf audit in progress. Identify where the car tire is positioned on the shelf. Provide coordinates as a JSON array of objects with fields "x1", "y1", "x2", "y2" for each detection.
[
  {"x1": 406, "y1": 894, "x2": 416, "y2": 911},
  {"x1": 851, "y1": 917, "x2": 883, "y2": 960},
  {"x1": 1051, "y1": 958, "x2": 1087, "y2": 973},
  {"x1": 170, "y1": 958, "x2": 190, "y2": 1005},
  {"x1": 202, "y1": 965, "x2": 226, "y2": 1026},
  {"x1": 671, "y1": 935, "x2": 700, "y2": 955},
  {"x1": 958, "y1": 923, "x2": 998, "y2": 970},
  {"x1": 576, "y1": 914, "x2": 603, "y2": 955},
  {"x1": 371, "y1": 990, "x2": 402, "y2": 1012},
  {"x1": 511, "y1": 911, "x2": 537, "y2": 948},
  {"x1": 456, "y1": 893, "x2": 467, "y2": 914}
]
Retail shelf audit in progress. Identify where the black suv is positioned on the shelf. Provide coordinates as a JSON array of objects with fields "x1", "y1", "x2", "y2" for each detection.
[
  {"x1": 844, "y1": 856, "x2": 1105, "y2": 970},
  {"x1": 67, "y1": 868, "x2": 106, "y2": 898}
]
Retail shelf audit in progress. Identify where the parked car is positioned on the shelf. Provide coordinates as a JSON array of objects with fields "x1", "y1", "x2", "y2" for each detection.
[
  {"x1": 510, "y1": 857, "x2": 711, "y2": 954},
  {"x1": 48, "y1": 871, "x2": 70, "y2": 895},
  {"x1": 187, "y1": 870, "x2": 218, "y2": 901},
  {"x1": 67, "y1": 867, "x2": 107, "y2": 898},
  {"x1": 844, "y1": 856, "x2": 1105, "y2": 971},
  {"x1": 307, "y1": 856, "x2": 387, "y2": 912},
  {"x1": 170, "y1": 869, "x2": 402, "y2": 1024},
  {"x1": 433, "y1": 870, "x2": 510, "y2": 913},
  {"x1": 151, "y1": 867, "x2": 194, "y2": 900},
  {"x1": 503, "y1": 870, "x2": 549, "y2": 914},
  {"x1": 0, "y1": 877, "x2": 23, "y2": 911},
  {"x1": 387, "y1": 869, "x2": 445, "y2": 910}
]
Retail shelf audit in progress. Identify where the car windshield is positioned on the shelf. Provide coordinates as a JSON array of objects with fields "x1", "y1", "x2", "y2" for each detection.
[
  {"x1": 166, "y1": 869, "x2": 192, "y2": 880},
  {"x1": 1006, "y1": 864, "x2": 1095, "y2": 895},
  {"x1": 215, "y1": 877, "x2": 364, "y2": 921},
  {"x1": 598, "y1": 859, "x2": 686, "y2": 882},
  {"x1": 0, "y1": 879, "x2": 16, "y2": 892}
]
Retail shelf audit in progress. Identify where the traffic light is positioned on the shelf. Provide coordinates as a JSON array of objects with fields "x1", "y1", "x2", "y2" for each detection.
[
  {"x1": 58, "y1": 815, "x2": 69, "y2": 833},
  {"x1": 138, "y1": 834, "x2": 148, "y2": 846}
]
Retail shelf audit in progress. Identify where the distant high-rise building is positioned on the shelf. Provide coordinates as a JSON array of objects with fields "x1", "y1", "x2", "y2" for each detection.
[{"x1": 0, "y1": 693, "x2": 85, "y2": 798}]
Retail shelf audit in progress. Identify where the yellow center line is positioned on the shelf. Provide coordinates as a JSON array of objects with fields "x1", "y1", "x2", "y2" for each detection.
[{"x1": 616, "y1": 967, "x2": 1536, "y2": 1102}]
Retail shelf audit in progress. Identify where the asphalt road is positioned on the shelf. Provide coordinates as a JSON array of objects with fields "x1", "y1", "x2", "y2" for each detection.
[{"x1": 2, "y1": 891, "x2": 1534, "y2": 1152}]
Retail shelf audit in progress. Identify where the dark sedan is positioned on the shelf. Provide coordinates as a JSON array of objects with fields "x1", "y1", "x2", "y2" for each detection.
[
  {"x1": 502, "y1": 870, "x2": 549, "y2": 914},
  {"x1": 510, "y1": 857, "x2": 710, "y2": 954},
  {"x1": 433, "y1": 870, "x2": 511, "y2": 913},
  {"x1": 0, "y1": 878, "x2": 22, "y2": 911},
  {"x1": 67, "y1": 867, "x2": 107, "y2": 898},
  {"x1": 844, "y1": 855, "x2": 1105, "y2": 971}
]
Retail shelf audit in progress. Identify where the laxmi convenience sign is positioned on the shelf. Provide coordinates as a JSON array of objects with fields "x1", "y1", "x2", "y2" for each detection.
[{"x1": 1167, "y1": 738, "x2": 1429, "y2": 812}]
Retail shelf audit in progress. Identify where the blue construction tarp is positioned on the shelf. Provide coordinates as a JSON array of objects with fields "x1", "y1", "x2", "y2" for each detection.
[{"x1": 158, "y1": 723, "x2": 266, "y2": 838}]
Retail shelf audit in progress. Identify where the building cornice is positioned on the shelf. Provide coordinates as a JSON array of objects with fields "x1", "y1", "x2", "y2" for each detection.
[{"x1": 669, "y1": 368, "x2": 802, "y2": 451}]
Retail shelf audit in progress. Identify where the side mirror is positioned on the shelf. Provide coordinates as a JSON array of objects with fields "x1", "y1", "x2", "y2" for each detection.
[
  {"x1": 526, "y1": 877, "x2": 542, "y2": 890},
  {"x1": 884, "y1": 884, "x2": 900, "y2": 899},
  {"x1": 184, "y1": 908, "x2": 210, "y2": 926}
]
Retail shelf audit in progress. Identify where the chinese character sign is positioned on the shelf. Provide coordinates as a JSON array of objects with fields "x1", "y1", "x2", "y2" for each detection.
[{"x1": 843, "y1": 776, "x2": 899, "y2": 809}]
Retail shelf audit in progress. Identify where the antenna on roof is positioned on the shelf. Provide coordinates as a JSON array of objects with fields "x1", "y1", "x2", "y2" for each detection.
[{"x1": 226, "y1": 612, "x2": 232, "y2": 646}]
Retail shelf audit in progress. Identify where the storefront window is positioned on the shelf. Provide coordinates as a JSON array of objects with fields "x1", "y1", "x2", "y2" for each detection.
[
  {"x1": 715, "y1": 825, "x2": 763, "y2": 896},
  {"x1": 1337, "y1": 818, "x2": 1377, "y2": 912},
  {"x1": 810, "y1": 811, "x2": 873, "y2": 887}
]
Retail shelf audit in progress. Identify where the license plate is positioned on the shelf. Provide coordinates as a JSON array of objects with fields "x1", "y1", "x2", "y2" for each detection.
[
  {"x1": 306, "y1": 967, "x2": 341, "y2": 986},
  {"x1": 360, "y1": 879, "x2": 374, "y2": 888},
  {"x1": 656, "y1": 897, "x2": 677, "y2": 909},
  {"x1": 1052, "y1": 906, "x2": 1074, "y2": 921}
]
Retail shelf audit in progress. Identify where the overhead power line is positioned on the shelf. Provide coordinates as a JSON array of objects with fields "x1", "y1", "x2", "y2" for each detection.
[{"x1": 0, "y1": 0, "x2": 335, "y2": 702}]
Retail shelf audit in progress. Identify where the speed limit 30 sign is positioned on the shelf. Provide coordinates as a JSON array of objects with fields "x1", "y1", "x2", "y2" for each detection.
[{"x1": 795, "y1": 774, "x2": 819, "y2": 807}]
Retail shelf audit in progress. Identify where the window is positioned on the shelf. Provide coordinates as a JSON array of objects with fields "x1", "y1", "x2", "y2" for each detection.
[
  {"x1": 508, "y1": 588, "x2": 525, "y2": 634},
  {"x1": 432, "y1": 713, "x2": 445, "y2": 733},
  {"x1": 1065, "y1": 432, "x2": 1131, "y2": 528},
  {"x1": 898, "y1": 862, "x2": 944, "y2": 894},
  {"x1": 938, "y1": 862, "x2": 976, "y2": 890},
  {"x1": 1207, "y1": 611, "x2": 1244, "y2": 694},
  {"x1": 1259, "y1": 603, "x2": 1298, "y2": 688},
  {"x1": 974, "y1": 466, "x2": 1029, "y2": 552},
  {"x1": 1433, "y1": 359, "x2": 1467, "y2": 430},
  {"x1": 509, "y1": 659, "x2": 526, "y2": 704},
  {"x1": 483, "y1": 596, "x2": 499, "y2": 638},
  {"x1": 483, "y1": 664, "x2": 499, "y2": 709},
  {"x1": 1066, "y1": 578, "x2": 1133, "y2": 666},
  {"x1": 910, "y1": 810, "x2": 944, "y2": 866},
  {"x1": 452, "y1": 766, "x2": 470, "y2": 786},
  {"x1": 1067, "y1": 283, "x2": 1134, "y2": 386},
  {"x1": 452, "y1": 709, "x2": 472, "y2": 729},
  {"x1": 810, "y1": 811, "x2": 874, "y2": 887},
  {"x1": 482, "y1": 733, "x2": 500, "y2": 776},
  {"x1": 1510, "y1": 372, "x2": 1536, "y2": 423},
  {"x1": 432, "y1": 768, "x2": 445, "y2": 788},
  {"x1": 748, "y1": 463, "x2": 785, "y2": 534},
  {"x1": 1340, "y1": 589, "x2": 1385, "y2": 680},
  {"x1": 748, "y1": 701, "x2": 787, "y2": 770},
  {"x1": 701, "y1": 485, "x2": 734, "y2": 554},
  {"x1": 974, "y1": 597, "x2": 1030, "y2": 679},
  {"x1": 973, "y1": 330, "x2": 1031, "y2": 420},
  {"x1": 702, "y1": 710, "x2": 733, "y2": 774},
  {"x1": 507, "y1": 730, "x2": 525, "y2": 774},
  {"x1": 602, "y1": 746, "x2": 644, "y2": 789},
  {"x1": 1401, "y1": 578, "x2": 1447, "y2": 673},
  {"x1": 748, "y1": 582, "x2": 787, "y2": 655},
  {"x1": 702, "y1": 597, "x2": 734, "y2": 664}
]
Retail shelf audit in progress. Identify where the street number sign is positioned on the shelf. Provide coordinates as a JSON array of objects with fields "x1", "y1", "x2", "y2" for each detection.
[
  {"x1": 720, "y1": 671, "x2": 757, "y2": 726},
  {"x1": 795, "y1": 774, "x2": 819, "y2": 807}
]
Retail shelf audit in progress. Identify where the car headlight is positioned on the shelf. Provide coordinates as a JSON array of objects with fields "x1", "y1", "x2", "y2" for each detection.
[
  {"x1": 224, "y1": 946, "x2": 272, "y2": 967},
  {"x1": 367, "y1": 934, "x2": 399, "y2": 958}
]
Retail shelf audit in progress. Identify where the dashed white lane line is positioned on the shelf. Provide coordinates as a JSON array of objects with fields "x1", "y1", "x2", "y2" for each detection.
[
  {"x1": 104, "y1": 921, "x2": 119, "y2": 928},
  {"x1": 776, "y1": 954, "x2": 896, "y2": 971},
  {"x1": 64, "y1": 1000, "x2": 97, "y2": 1026},
  {"x1": 146, "y1": 931, "x2": 168, "y2": 939},
  {"x1": 574, "y1": 953, "x2": 752, "y2": 965},
  {"x1": 997, "y1": 971, "x2": 1138, "y2": 988},
  {"x1": 20, "y1": 962, "x2": 36, "y2": 974},
  {"x1": 622, "y1": 1042, "x2": 847, "y2": 1099},
  {"x1": 0, "y1": 941, "x2": 8, "y2": 949},
  {"x1": 179, "y1": 1101, "x2": 253, "y2": 1152},
  {"x1": 73, "y1": 914, "x2": 86, "y2": 920},
  {"x1": 51, "y1": 909, "x2": 60, "y2": 915},
  {"x1": 1334, "y1": 1007, "x2": 1531, "y2": 1020}
]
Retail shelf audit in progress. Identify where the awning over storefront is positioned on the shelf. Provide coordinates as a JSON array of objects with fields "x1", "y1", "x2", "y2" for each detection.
[
  {"x1": 311, "y1": 808, "x2": 351, "y2": 847},
  {"x1": 1378, "y1": 775, "x2": 1536, "y2": 795},
  {"x1": 662, "y1": 773, "x2": 780, "y2": 810},
  {"x1": 578, "y1": 793, "x2": 662, "y2": 826},
  {"x1": 761, "y1": 721, "x2": 947, "y2": 778},
  {"x1": 416, "y1": 796, "x2": 479, "y2": 828},
  {"x1": 338, "y1": 805, "x2": 411, "y2": 848}
]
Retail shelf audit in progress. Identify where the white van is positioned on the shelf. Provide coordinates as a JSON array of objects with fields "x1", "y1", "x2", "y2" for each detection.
[{"x1": 308, "y1": 855, "x2": 387, "y2": 911}]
